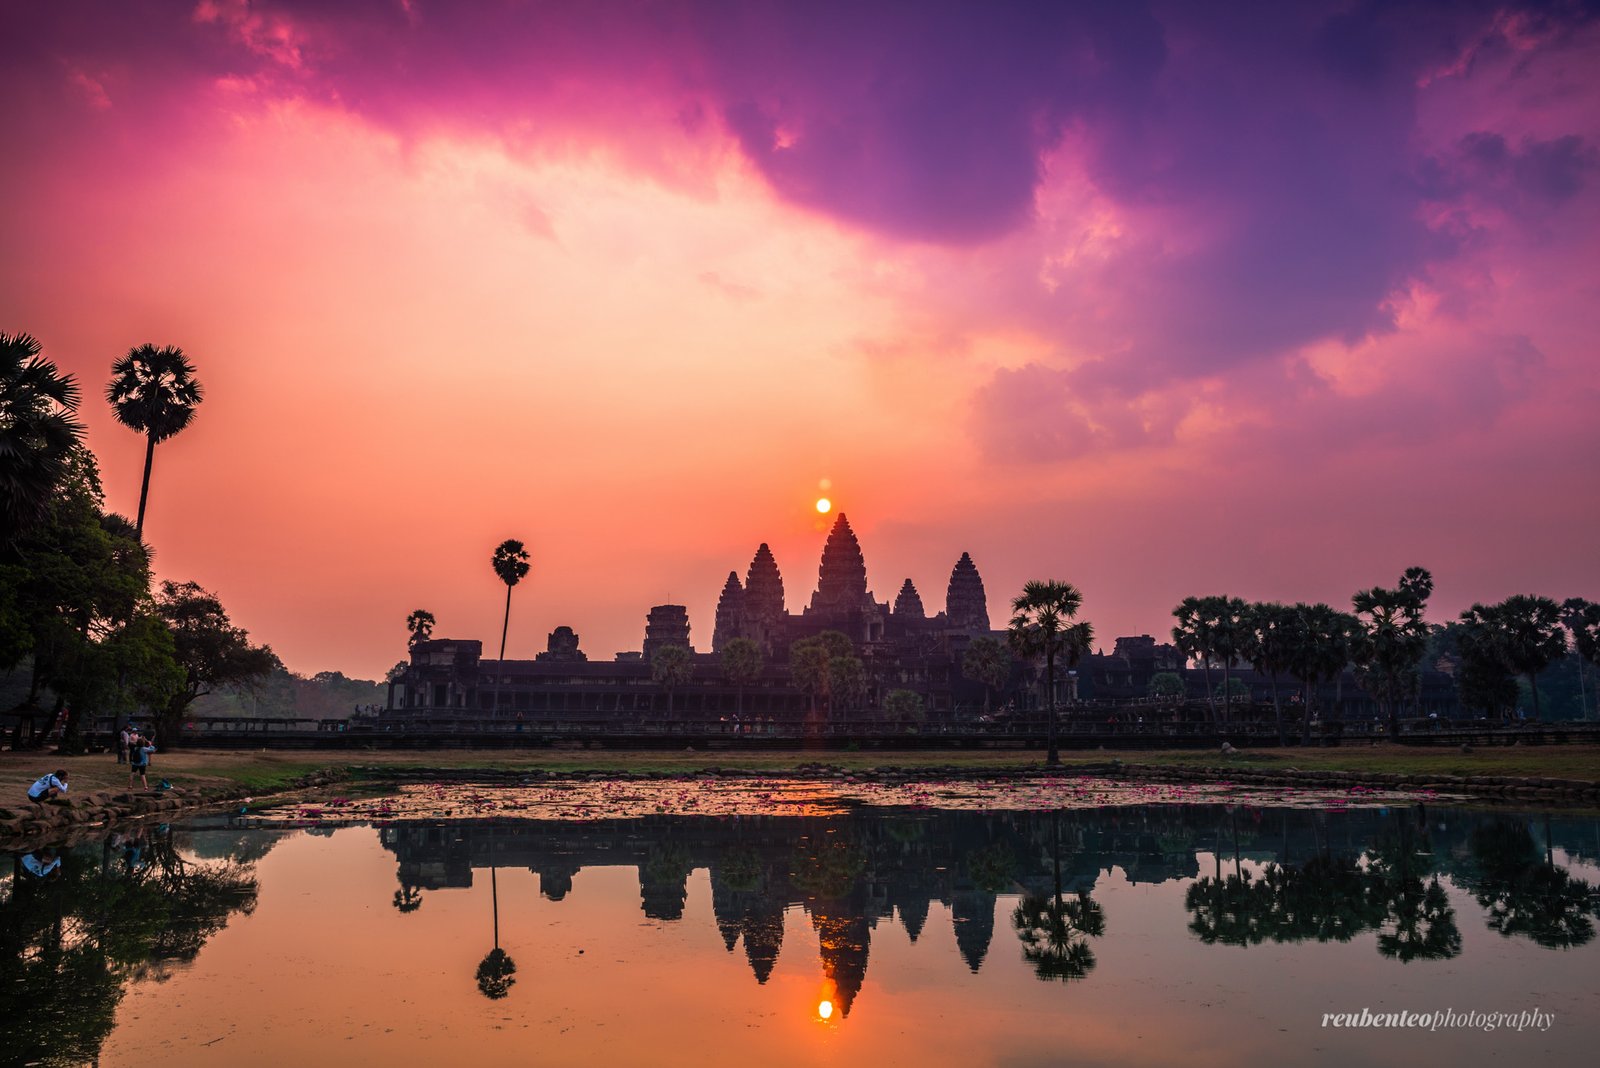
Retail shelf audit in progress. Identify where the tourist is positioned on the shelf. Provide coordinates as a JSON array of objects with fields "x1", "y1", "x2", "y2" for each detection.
[
  {"x1": 117, "y1": 723, "x2": 131, "y2": 764},
  {"x1": 27, "y1": 769, "x2": 70, "y2": 805},
  {"x1": 21, "y1": 851, "x2": 61, "y2": 879},
  {"x1": 129, "y1": 734, "x2": 157, "y2": 790}
]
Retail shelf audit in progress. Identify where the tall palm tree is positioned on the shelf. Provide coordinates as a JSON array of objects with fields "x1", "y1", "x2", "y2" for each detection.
[
  {"x1": 1, "y1": 332, "x2": 83, "y2": 540},
  {"x1": 1287, "y1": 603, "x2": 1356, "y2": 744},
  {"x1": 1561, "y1": 598, "x2": 1600, "y2": 720},
  {"x1": 1243, "y1": 602, "x2": 1296, "y2": 746},
  {"x1": 489, "y1": 539, "x2": 530, "y2": 715},
  {"x1": 1460, "y1": 596, "x2": 1567, "y2": 720},
  {"x1": 1171, "y1": 596, "x2": 1218, "y2": 722},
  {"x1": 1008, "y1": 581, "x2": 1093, "y2": 767},
  {"x1": 1352, "y1": 567, "x2": 1433, "y2": 738},
  {"x1": 405, "y1": 609, "x2": 435, "y2": 645},
  {"x1": 105, "y1": 344, "x2": 203, "y2": 540}
]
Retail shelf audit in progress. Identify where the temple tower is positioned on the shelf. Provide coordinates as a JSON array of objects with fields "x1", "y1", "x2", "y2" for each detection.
[
  {"x1": 946, "y1": 553, "x2": 990, "y2": 633},
  {"x1": 712, "y1": 571, "x2": 744, "y2": 652},
  {"x1": 743, "y1": 544, "x2": 786, "y2": 625},
  {"x1": 643, "y1": 604, "x2": 692, "y2": 661},
  {"x1": 893, "y1": 579, "x2": 925, "y2": 619},
  {"x1": 809, "y1": 513, "x2": 871, "y2": 614}
]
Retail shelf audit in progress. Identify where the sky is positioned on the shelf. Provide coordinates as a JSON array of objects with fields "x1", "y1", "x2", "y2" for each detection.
[{"x1": 3, "y1": 0, "x2": 1598, "y2": 679}]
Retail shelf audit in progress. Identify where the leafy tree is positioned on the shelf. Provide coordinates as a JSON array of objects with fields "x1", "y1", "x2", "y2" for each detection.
[
  {"x1": 1458, "y1": 597, "x2": 1568, "y2": 719},
  {"x1": 961, "y1": 635, "x2": 1011, "y2": 714},
  {"x1": 489, "y1": 539, "x2": 530, "y2": 713},
  {"x1": 1171, "y1": 596, "x2": 1220, "y2": 722},
  {"x1": 1213, "y1": 677, "x2": 1249, "y2": 702},
  {"x1": 1561, "y1": 598, "x2": 1599, "y2": 720},
  {"x1": 650, "y1": 643, "x2": 693, "y2": 717},
  {"x1": 154, "y1": 580, "x2": 278, "y2": 745},
  {"x1": 788, "y1": 630, "x2": 853, "y2": 719},
  {"x1": 1242, "y1": 602, "x2": 1297, "y2": 745},
  {"x1": 883, "y1": 688, "x2": 925, "y2": 726},
  {"x1": 720, "y1": 637, "x2": 763, "y2": 716},
  {"x1": 1285, "y1": 603, "x2": 1357, "y2": 743},
  {"x1": 405, "y1": 608, "x2": 435, "y2": 645},
  {"x1": 1147, "y1": 672, "x2": 1185, "y2": 700},
  {"x1": 828, "y1": 655, "x2": 866, "y2": 716},
  {"x1": 105, "y1": 343, "x2": 202, "y2": 539},
  {"x1": 1438, "y1": 620, "x2": 1519, "y2": 718},
  {"x1": 0, "y1": 331, "x2": 84, "y2": 541},
  {"x1": 1009, "y1": 581, "x2": 1093, "y2": 767},
  {"x1": 1351, "y1": 567, "x2": 1433, "y2": 738}
]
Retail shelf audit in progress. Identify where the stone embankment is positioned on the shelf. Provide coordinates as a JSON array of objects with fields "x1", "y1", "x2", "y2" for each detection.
[{"x1": 0, "y1": 770, "x2": 349, "y2": 849}]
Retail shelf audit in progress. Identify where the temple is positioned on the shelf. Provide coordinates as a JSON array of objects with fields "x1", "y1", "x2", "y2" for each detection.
[
  {"x1": 390, "y1": 512, "x2": 1007, "y2": 722},
  {"x1": 386, "y1": 512, "x2": 1463, "y2": 724}
]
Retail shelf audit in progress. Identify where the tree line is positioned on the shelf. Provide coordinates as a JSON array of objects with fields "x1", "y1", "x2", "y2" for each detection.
[{"x1": 1, "y1": 331, "x2": 279, "y2": 748}]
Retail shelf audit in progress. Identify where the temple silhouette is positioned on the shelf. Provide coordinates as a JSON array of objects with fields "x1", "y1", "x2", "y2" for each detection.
[{"x1": 389, "y1": 513, "x2": 1005, "y2": 722}]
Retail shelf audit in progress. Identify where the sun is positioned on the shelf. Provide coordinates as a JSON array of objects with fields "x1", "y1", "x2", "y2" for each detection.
[{"x1": 815, "y1": 497, "x2": 832, "y2": 514}]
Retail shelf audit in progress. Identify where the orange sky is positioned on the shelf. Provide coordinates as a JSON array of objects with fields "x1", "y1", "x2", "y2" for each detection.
[{"x1": 3, "y1": 2, "x2": 1597, "y2": 677}]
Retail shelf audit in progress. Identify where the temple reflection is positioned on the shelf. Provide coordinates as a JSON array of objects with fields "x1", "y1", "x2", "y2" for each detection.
[{"x1": 376, "y1": 804, "x2": 1600, "y2": 1019}]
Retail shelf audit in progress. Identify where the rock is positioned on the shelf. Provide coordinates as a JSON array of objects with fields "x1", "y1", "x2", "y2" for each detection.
[{"x1": 1220, "y1": 742, "x2": 1237, "y2": 755}]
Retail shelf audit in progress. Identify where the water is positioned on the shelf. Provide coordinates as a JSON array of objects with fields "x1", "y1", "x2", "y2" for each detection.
[{"x1": 4, "y1": 795, "x2": 1599, "y2": 1066}]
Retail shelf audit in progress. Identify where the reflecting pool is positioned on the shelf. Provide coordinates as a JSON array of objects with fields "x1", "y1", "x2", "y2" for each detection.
[{"x1": 5, "y1": 797, "x2": 1599, "y2": 1066}]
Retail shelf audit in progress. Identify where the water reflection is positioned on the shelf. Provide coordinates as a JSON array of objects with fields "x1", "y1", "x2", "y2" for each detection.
[
  {"x1": 377, "y1": 803, "x2": 1600, "y2": 1019},
  {"x1": 0, "y1": 823, "x2": 269, "y2": 1067},
  {"x1": 4, "y1": 803, "x2": 1599, "y2": 1064}
]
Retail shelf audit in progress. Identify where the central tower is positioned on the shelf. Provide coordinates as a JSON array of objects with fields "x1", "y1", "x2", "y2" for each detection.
[{"x1": 809, "y1": 512, "x2": 871, "y2": 614}]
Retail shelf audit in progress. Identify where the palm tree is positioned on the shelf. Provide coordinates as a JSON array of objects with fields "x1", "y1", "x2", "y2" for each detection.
[
  {"x1": 720, "y1": 637, "x2": 763, "y2": 716},
  {"x1": 1561, "y1": 598, "x2": 1600, "y2": 720},
  {"x1": 405, "y1": 609, "x2": 435, "y2": 646},
  {"x1": 650, "y1": 644, "x2": 693, "y2": 718},
  {"x1": 962, "y1": 636, "x2": 1011, "y2": 716},
  {"x1": 1460, "y1": 596, "x2": 1567, "y2": 719},
  {"x1": 1352, "y1": 567, "x2": 1433, "y2": 738},
  {"x1": 1209, "y1": 597, "x2": 1248, "y2": 724},
  {"x1": 105, "y1": 344, "x2": 203, "y2": 540},
  {"x1": 489, "y1": 539, "x2": 530, "y2": 714},
  {"x1": 1, "y1": 332, "x2": 84, "y2": 540},
  {"x1": 1287, "y1": 604, "x2": 1356, "y2": 744},
  {"x1": 1243, "y1": 602, "x2": 1296, "y2": 746},
  {"x1": 1008, "y1": 581, "x2": 1093, "y2": 767},
  {"x1": 1171, "y1": 597, "x2": 1218, "y2": 722}
]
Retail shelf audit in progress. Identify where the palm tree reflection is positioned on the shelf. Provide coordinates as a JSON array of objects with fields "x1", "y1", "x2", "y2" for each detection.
[
  {"x1": 476, "y1": 825, "x2": 517, "y2": 999},
  {"x1": 1012, "y1": 810, "x2": 1105, "y2": 981}
]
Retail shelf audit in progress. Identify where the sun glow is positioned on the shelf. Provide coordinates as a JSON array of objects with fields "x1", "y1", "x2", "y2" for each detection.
[
  {"x1": 816, "y1": 497, "x2": 832, "y2": 514},
  {"x1": 818, "y1": 999, "x2": 834, "y2": 1020}
]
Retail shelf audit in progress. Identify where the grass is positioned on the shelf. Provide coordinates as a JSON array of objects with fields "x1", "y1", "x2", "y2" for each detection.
[{"x1": 6, "y1": 743, "x2": 1600, "y2": 798}]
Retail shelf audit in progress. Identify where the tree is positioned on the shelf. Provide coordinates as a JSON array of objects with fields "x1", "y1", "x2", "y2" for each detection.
[
  {"x1": 405, "y1": 609, "x2": 435, "y2": 645},
  {"x1": 1242, "y1": 602, "x2": 1297, "y2": 745},
  {"x1": 1208, "y1": 597, "x2": 1248, "y2": 723},
  {"x1": 1459, "y1": 596, "x2": 1568, "y2": 719},
  {"x1": 105, "y1": 344, "x2": 202, "y2": 540},
  {"x1": 720, "y1": 637, "x2": 763, "y2": 716},
  {"x1": 1440, "y1": 619, "x2": 1520, "y2": 719},
  {"x1": 1285, "y1": 603, "x2": 1357, "y2": 744},
  {"x1": 1009, "y1": 581, "x2": 1093, "y2": 767},
  {"x1": 650, "y1": 644, "x2": 693, "y2": 717},
  {"x1": 1172, "y1": 596, "x2": 1219, "y2": 722},
  {"x1": 1561, "y1": 598, "x2": 1599, "y2": 720},
  {"x1": 828, "y1": 655, "x2": 866, "y2": 718},
  {"x1": 1352, "y1": 567, "x2": 1433, "y2": 738},
  {"x1": 883, "y1": 688, "x2": 926, "y2": 727},
  {"x1": 154, "y1": 581, "x2": 278, "y2": 746},
  {"x1": 0, "y1": 331, "x2": 84, "y2": 541},
  {"x1": 1147, "y1": 672, "x2": 1185, "y2": 700},
  {"x1": 788, "y1": 630, "x2": 853, "y2": 721},
  {"x1": 961, "y1": 636, "x2": 1011, "y2": 715},
  {"x1": 489, "y1": 539, "x2": 530, "y2": 714}
]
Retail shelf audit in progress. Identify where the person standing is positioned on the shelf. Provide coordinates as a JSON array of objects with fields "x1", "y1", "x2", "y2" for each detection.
[
  {"x1": 117, "y1": 724, "x2": 131, "y2": 765},
  {"x1": 128, "y1": 735, "x2": 156, "y2": 790}
]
